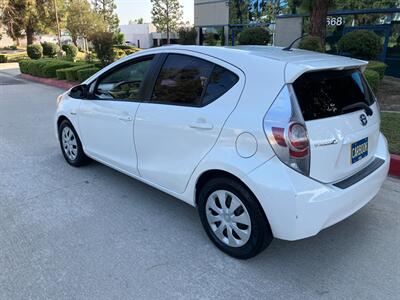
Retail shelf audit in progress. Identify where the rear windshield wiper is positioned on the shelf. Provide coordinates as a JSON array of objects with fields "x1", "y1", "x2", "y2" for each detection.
[{"x1": 341, "y1": 102, "x2": 373, "y2": 116}]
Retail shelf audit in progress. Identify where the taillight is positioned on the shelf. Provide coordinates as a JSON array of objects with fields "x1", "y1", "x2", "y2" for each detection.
[{"x1": 263, "y1": 85, "x2": 310, "y2": 175}]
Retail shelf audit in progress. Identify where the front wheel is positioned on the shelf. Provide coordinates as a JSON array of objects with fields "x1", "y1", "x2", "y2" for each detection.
[
  {"x1": 198, "y1": 177, "x2": 273, "y2": 259},
  {"x1": 58, "y1": 120, "x2": 90, "y2": 167}
]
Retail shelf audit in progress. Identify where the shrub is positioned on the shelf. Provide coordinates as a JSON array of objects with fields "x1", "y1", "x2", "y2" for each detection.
[
  {"x1": 41, "y1": 42, "x2": 60, "y2": 57},
  {"x1": 113, "y1": 31, "x2": 125, "y2": 45},
  {"x1": 364, "y1": 69, "x2": 380, "y2": 93},
  {"x1": 63, "y1": 64, "x2": 93, "y2": 81},
  {"x1": 238, "y1": 27, "x2": 270, "y2": 45},
  {"x1": 62, "y1": 44, "x2": 78, "y2": 61},
  {"x1": 204, "y1": 32, "x2": 218, "y2": 46},
  {"x1": 19, "y1": 60, "x2": 31, "y2": 73},
  {"x1": 366, "y1": 60, "x2": 387, "y2": 80},
  {"x1": 113, "y1": 45, "x2": 140, "y2": 55},
  {"x1": 77, "y1": 67, "x2": 100, "y2": 82},
  {"x1": 90, "y1": 31, "x2": 115, "y2": 66},
  {"x1": 178, "y1": 27, "x2": 197, "y2": 45},
  {"x1": 114, "y1": 48, "x2": 126, "y2": 60},
  {"x1": 338, "y1": 30, "x2": 382, "y2": 60},
  {"x1": 27, "y1": 44, "x2": 43, "y2": 60},
  {"x1": 0, "y1": 54, "x2": 7, "y2": 63},
  {"x1": 298, "y1": 35, "x2": 324, "y2": 52}
]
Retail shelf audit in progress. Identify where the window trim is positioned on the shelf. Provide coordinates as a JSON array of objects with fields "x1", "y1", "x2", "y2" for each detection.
[
  {"x1": 88, "y1": 54, "x2": 157, "y2": 102},
  {"x1": 144, "y1": 53, "x2": 239, "y2": 108}
]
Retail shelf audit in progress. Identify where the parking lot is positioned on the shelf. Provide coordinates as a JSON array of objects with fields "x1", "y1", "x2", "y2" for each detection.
[{"x1": 1, "y1": 66, "x2": 399, "y2": 299}]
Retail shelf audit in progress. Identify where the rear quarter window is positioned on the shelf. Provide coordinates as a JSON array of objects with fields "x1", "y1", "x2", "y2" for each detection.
[{"x1": 293, "y1": 69, "x2": 374, "y2": 121}]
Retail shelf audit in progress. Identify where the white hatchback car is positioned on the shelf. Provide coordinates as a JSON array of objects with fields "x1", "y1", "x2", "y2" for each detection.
[{"x1": 55, "y1": 45, "x2": 389, "y2": 258}]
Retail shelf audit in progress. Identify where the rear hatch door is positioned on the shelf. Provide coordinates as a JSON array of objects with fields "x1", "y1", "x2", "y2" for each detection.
[{"x1": 292, "y1": 68, "x2": 379, "y2": 183}]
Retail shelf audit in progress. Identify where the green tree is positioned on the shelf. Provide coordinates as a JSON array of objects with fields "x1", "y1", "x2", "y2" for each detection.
[
  {"x1": 1, "y1": 0, "x2": 25, "y2": 45},
  {"x1": 178, "y1": 26, "x2": 197, "y2": 45},
  {"x1": 151, "y1": 0, "x2": 183, "y2": 44},
  {"x1": 129, "y1": 17, "x2": 144, "y2": 24},
  {"x1": 66, "y1": 0, "x2": 106, "y2": 46},
  {"x1": 1, "y1": 0, "x2": 66, "y2": 45},
  {"x1": 92, "y1": 0, "x2": 119, "y2": 33}
]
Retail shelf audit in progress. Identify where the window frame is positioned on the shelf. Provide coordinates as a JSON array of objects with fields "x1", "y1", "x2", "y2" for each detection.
[
  {"x1": 144, "y1": 53, "x2": 239, "y2": 108},
  {"x1": 87, "y1": 54, "x2": 159, "y2": 102}
]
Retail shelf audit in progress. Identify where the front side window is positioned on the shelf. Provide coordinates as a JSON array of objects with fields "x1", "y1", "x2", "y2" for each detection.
[
  {"x1": 95, "y1": 57, "x2": 153, "y2": 100},
  {"x1": 151, "y1": 54, "x2": 214, "y2": 106}
]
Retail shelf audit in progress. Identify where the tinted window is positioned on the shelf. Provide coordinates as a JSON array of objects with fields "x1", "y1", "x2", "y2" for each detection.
[
  {"x1": 293, "y1": 70, "x2": 374, "y2": 121},
  {"x1": 202, "y1": 65, "x2": 239, "y2": 105},
  {"x1": 151, "y1": 54, "x2": 214, "y2": 105},
  {"x1": 95, "y1": 57, "x2": 153, "y2": 100}
]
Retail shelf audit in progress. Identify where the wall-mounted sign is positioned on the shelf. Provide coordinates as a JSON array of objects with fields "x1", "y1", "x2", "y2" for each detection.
[{"x1": 327, "y1": 16, "x2": 344, "y2": 27}]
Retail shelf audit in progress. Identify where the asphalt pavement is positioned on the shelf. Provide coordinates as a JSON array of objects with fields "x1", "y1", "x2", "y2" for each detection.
[{"x1": 0, "y1": 65, "x2": 399, "y2": 299}]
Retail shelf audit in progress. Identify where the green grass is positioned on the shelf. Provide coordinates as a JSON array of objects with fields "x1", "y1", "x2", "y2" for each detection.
[{"x1": 381, "y1": 112, "x2": 400, "y2": 155}]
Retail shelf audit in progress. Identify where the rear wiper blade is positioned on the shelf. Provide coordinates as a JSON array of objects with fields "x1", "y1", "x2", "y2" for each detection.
[{"x1": 341, "y1": 102, "x2": 373, "y2": 116}]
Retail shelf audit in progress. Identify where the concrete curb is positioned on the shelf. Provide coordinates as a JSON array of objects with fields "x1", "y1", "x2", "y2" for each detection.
[
  {"x1": 389, "y1": 154, "x2": 400, "y2": 177},
  {"x1": 20, "y1": 74, "x2": 78, "y2": 90}
]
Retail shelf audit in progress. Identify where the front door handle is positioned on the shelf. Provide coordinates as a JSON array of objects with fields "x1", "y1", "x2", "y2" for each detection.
[
  {"x1": 189, "y1": 121, "x2": 213, "y2": 130},
  {"x1": 118, "y1": 115, "x2": 133, "y2": 122}
]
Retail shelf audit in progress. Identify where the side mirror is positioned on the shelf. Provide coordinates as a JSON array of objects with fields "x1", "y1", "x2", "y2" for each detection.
[{"x1": 69, "y1": 84, "x2": 88, "y2": 99}]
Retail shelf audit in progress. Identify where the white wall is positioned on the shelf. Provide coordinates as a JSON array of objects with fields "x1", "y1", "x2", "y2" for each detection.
[
  {"x1": 119, "y1": 24, "x2": 157, "y2": 48},
  {"x1": 194, "y1": 0, "x2": 229, "y2": 26}
]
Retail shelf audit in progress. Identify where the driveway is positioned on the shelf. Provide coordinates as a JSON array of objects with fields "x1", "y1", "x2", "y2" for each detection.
[{"x1": 0, "y1": 67, "x2": 399, "y2": 299}]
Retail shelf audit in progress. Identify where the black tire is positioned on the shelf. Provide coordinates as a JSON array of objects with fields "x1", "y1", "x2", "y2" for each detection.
[
  {"x1": 198, "y1": 177, "x2": 273, "y2": 259},
  {"x1": 58, "y1": 120, "x2": 90, "y2": 167}
]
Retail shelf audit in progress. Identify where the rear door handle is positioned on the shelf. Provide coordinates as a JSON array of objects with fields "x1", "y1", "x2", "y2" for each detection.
[
  {"x1": 118, "y1": 115, "x2": 133, "y2": 122},
  {"x1": 189, "y1": 121, "x2": 213, "y2": 130}
]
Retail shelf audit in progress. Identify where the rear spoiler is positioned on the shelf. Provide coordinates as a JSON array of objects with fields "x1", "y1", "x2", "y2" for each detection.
[{"x1": 284, "y1": 57, "x2": 368, "y2": 83}]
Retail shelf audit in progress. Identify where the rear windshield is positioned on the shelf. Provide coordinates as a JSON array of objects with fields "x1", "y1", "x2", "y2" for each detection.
[{"x1": 293, "y1": 69, "x2": 375, "y2": 121}]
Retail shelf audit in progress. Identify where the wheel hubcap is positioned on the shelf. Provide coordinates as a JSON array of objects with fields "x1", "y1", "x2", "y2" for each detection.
[
  {"x1": 205, "y1": 190, "x2": 251, "y2": 247},
  {"x1": 61, "y1": 127, "x2": 78, "y2": 161}
]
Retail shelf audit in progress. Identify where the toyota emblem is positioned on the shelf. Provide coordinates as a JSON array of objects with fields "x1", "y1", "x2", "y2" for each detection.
[{"x1": 360, "y1": 114, "x2": 368, "y2": 126}]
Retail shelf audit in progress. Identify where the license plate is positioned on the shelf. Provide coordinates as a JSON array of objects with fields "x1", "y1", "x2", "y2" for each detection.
[{"x1": 351, "y1": 137, "x2": 368, "y2": 164}]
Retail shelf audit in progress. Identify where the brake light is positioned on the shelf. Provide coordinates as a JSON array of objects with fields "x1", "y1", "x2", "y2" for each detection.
[{"x1": 263, "y1": 85, "x2": 310, "y2": 175}]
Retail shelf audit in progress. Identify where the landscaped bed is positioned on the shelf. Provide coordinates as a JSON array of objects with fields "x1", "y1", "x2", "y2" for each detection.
[{"x1": 381, "y1": 112, "x2": 400, "y2": 155}]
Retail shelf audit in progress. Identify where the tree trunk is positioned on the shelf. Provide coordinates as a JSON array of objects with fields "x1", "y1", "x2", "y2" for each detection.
[
  {"x1": 309, "y1": 0, "x2": 330, "y2": 44},
  {"x1": 26, "y1": 20, "x2": 34, "y2": 45}
]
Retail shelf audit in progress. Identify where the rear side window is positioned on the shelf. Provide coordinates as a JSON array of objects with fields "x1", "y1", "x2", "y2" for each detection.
[
  {"x1": 203, "y1": 65, "x2": 239, "y2": 105},
  {"x1": 151, "y1": 54, "x2": 214, "y2": 106},
  {"x1": 293, "y1": 69, "x2": 374, "y2": 121}
]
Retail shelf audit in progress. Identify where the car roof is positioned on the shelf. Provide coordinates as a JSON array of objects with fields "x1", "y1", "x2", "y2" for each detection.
[{"x1": 148, "y1": 45, "x2": 367, "y2": 82}]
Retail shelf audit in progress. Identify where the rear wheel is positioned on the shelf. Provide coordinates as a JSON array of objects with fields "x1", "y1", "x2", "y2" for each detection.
[
  {"x1": 198, "y1": 177, "x2": 273, "y2": 259},
  {"x1": 58, "y1": 120, "x2": 90, "y2": 166}
]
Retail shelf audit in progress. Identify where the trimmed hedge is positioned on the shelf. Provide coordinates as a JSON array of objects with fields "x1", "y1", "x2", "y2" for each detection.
[
  {"x1": 299, "y1": 36, "x2": 324, "y2": 52},
  {"x1": 238, "y1": 27, "x2": 270, "y2": 45},
  {"x1": 366, "y1": 60, "x2": 387, "y2": 80},
  {"x1": 19, "y1": 59, "x2": 80, "y2": 78},
  {"x1": 77, "y1": 67, "x2": 100, "y2": 82},
  {"x1": 364, "y1": 69, "x2": 380, "y2": 93},
  {"x1": 27, "y1": 44, "x2": 43, "y2": 59},
  {"x1": 0, "y1": 54, "x2": 7, "y2": 63},
  {"x1": 41, "y1": 42, "x2": 60, "y2": 58},
  {"x1": 63, "y1": 64, "x2": 94, "y2": 81}
]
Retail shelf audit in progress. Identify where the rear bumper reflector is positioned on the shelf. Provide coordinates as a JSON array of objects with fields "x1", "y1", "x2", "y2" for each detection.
[{"x1": 333, "y1": 157, "x2": 385, "y2": 189}]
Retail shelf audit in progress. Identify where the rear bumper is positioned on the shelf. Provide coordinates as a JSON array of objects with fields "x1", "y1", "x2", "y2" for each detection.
[{"x1": 246, "y1": 133, "x2": 390, "y2": 241}]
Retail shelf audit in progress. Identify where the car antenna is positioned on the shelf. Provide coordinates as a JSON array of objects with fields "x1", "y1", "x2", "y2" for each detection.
[{"x1": 282, "y1": 34, "x2": 308, "y2": 51}]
